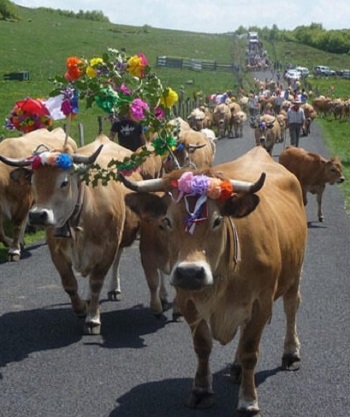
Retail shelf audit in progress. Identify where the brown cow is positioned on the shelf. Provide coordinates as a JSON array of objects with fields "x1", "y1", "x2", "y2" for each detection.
[
  {"x1": 187, "y1": 107, "x2": 212, "y2": 131},
  {"x1": 120, "y1": 146, "x2": 307, "y2": 416},
  {"x1": 163, "y1": 129, "x2": 215, "y2": 173},
  {"x1": 0, "y1": 128, "x2": 77, "y2": 261},
  {"x1": 0, "y1": 134, "x2": 140, "y2": 334},
  {"x1": 279, "y1": 146, "x2": 345, "y2": 222},
  {"x1": 250, "y1": 114, "x2": 281, "y2": 155},
  {"x1": 230, "y1": 110, "x2": 248, "y2": 138},
  {"x1": 212, "y1": 103, "x2": 231, "y2": 139}
]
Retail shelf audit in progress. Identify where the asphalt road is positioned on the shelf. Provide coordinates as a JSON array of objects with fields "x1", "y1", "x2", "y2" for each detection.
[{"x1": 1, "y1": 120, "x2": 349, "y2": 417}]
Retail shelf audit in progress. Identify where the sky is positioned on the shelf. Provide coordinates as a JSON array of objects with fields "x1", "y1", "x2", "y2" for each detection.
[{"x1": 15, "y1": 0, "x2": 350, "y2": 33}]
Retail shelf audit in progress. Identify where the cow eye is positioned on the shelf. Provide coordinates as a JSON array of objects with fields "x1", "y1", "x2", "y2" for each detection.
[
  {"x1": 159, "y1": 217, "x2": 171, "y2": 231},
  {"x1": 213, "y1": 216, "x2": 223, "y2": 229},
  {"x1": 60, "y1": 178, "x2": 69, "y2": 188}
]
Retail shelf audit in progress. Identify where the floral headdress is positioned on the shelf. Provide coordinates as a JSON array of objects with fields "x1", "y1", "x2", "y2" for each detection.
[
  {"x1": 50, "y1": 49, "x2": 179, "y2": 180},
  {"x1": 171, "y1": 171, "x2": 234, "y2": 234}
]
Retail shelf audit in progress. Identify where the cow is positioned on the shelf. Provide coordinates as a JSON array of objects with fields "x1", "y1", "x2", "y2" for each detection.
[
  {"x1": 250, "y1": 114, "x2": 281, "y2": 155},
  {"x1": 212, "y1": 103, "x2": 231, "y2": 139},
  {"x1": 0, "y1": 128, "x2": 77, "y2": 261},
  {"x1": 230, "y1": 110, "x2": 248, "y2": 138},
  {"x1": 187, "y1": 107, "x2": 212, "y2": 131},
  {"x1": 119, "y1": 146, "x2": 308, "y2": 416},
  {"x1": 0, "y1": 134, "x2": 140, "y2": 334},
  {"x1": 301, "y1": 103, "x2": 317, "y2": 136},
  {"x1": 163, "y1": 129, "x2": 215, "y2": 173},
  {"x1": 279, "y1": 146, "x2": 345, "y2": 222},
  {"x1": 137, "y1": 127, "x2": 216, "y2": 318}
]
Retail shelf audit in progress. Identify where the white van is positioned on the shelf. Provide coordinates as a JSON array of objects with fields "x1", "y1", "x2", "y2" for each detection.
[{"x1": 295, "y1": 66, "x2": 309, "y2": 77}]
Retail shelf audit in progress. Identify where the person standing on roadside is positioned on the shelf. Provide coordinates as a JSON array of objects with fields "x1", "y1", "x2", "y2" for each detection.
[{"x1": 287, "y1": 99, "x2": 305, "y2": 147}]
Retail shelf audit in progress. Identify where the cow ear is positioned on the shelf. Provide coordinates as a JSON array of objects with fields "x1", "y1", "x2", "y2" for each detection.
[
  {"x1": 221, "y1": 193, "x2": 260, "y2": 218},
  {"x1": 125, "y1": 192, "x2": 168, "y2": 221},
  {"x1": 10, "y1": 167, "x2": 32, "y2": 185}
]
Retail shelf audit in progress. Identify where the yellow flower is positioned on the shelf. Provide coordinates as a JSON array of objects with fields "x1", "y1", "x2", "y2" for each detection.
[
  {"x1": 127, "y1": 54, "x2": 147, "y2": 78},
  {"x1": 160, "y1": 88, "x2": 178, "y2": 108},
  {"x1": 90, "y1": 57, "x2": 103, "y2": 67},
  {"x1": 86, "y1": 66, "x2": 97, "y2": 78}
]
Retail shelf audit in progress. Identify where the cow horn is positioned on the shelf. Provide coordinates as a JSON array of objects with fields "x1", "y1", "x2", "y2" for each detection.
[
  {"x1": 188, "y1": 143, "x2": 206, "y2": 150},
  {"x1": 230, "y1": 172, "x2": 266, "y2": 193},
  {"x1": 0, "y1": 155, "x2": 32, "y2": 167},
  {"x1": 72, "y1": 145, "x2": 103, "y2": 165},
  {"x1": 118, "y1": 173, "x2": 165, "y2": 192}
]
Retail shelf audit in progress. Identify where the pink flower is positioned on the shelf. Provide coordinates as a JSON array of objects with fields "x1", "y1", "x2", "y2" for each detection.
[
  {"x1": 177, "y1": 172, "x2": 194, "y2": 194},
  {"x1": 154, "y1": 106, "x2": 165, "y2": 119},
  {"x1": 130, "y1": 98, "x2": 149, "y2": 121},
  {"x1": 120, "y1": 83, "x2": 131, "y2": 95}
]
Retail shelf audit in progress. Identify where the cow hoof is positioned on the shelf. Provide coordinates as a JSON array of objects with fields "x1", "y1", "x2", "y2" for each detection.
[
  {"x1": 186, "y1": 390, "x2": 214, "y2": 409},
  {"x1": 237, "y1": 408, "x2": 261, "y2": 417},
  {"x1": 8, "y1": 253, "x2": 20, "y2": 262},
  {"x1": 230, "y1": 362, "x2": 242, "y2": 384},
  {"x1": 318, "y1": 216, "x2": 324, "y2": 222},
  {"x1": 108, "y1": 290, "x2": 121, "y2": 301},
  {"x1": 161, "y1": 299, "x2": 170, "y2": 311},
  {"x1": 172, "y1": 311, "x2": 183, "y2": 322},
  {"x1": 84, "y1": 322, "x2": 101, "y2": 335},
  {"x1": 282, "y1": 353, "x2": 301, "y2": 371}
]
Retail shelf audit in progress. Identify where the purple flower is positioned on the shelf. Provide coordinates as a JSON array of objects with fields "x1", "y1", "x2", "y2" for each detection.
[{"x1": 190, "y1": 175, "x2": 210, "y2": 195}]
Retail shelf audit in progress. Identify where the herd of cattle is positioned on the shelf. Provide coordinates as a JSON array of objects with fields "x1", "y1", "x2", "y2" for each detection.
[{"x1": 0, "y1": 108, "x2": 345, "y2": 416}]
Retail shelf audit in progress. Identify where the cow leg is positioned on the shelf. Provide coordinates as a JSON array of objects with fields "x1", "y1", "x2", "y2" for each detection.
[
  {"x1": 282, "y1": 282, "x2": 301, "y2": 370},
  {"x1": 159, "y1": 271, "x2": 170, "y2": 311},
  {"x1": 85, "y1": 267, "x2": 109, "y2": 335},
  {"x1": 7, "y1": 220, "x2": 26, "y2": 262},
  {"x1": 107, "y1": 248, "x2": 122, "y2": 301},
  {"x1": 235, "y1": 299, "x2": 272, "y2": 416},
  {"x1": 142, "y1": 259, "x2": 164, "y2": 316},
  {"x1": 50, "y1": 252, "x2": 87, "y2": 318},
  {"x1": 316, "y1": 187, "x2": 325, "y2": 222},
  {"x1": 182, "y1": 299, "x2": 214, "y2": 409},
  {"x1": 0, "y1": 215, "x2": 12, "y2": 248}
]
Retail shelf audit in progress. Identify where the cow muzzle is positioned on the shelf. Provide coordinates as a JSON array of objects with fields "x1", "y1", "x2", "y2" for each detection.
[
  {"x1": 29, "y1": 207, "x2": 54, "y2": 226},
  {"x1": 171, "y1": 261, "x2": 213, "y2": 290}
]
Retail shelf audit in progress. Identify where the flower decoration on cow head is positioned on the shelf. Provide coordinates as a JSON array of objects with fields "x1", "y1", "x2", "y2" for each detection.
[
  {"x1": 49, "y1": 48, "x2": 179, "y2": 180},
  {"x1": 171, "y1": 172, "x2": 234, "y2": 234},
  {"x1": 31, "y1": 151, "x2": 73, "y2": 170},
  {"x1": 174, "y1": 172, "x2": 234, "y2": 202}
]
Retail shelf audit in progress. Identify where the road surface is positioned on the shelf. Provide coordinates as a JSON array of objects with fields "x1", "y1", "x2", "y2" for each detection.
[{"x1": 1, "y1": 120, "x2": 349, "y2": 417}]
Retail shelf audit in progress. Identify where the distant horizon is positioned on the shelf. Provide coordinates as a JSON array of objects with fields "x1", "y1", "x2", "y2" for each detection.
[{"x1": 14, "y1": 1, "x2": 350, "y2": 34}]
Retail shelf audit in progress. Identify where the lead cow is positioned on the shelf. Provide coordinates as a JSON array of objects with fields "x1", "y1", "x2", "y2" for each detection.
[
  {"x1": 120, "y1": 146, "x2": 307, "y2": 416},
  {"x1": 0, "y1": 134, "x2": 140, "y2": 334},
  {"x1": 279, "y1": 146, "x2": 345, "y2": 222}
]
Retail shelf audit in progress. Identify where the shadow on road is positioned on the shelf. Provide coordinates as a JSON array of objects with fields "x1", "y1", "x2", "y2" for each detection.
[{"x1": 108, "y1": 364, "x2": 283, "y2": 417}]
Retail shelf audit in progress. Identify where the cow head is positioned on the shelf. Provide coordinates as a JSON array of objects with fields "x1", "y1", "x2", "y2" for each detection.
[
  {"x1": 0, "y1": 145, "x2": 103, "y2": 229},
  {"x1": 326, "y1": 156, "x2": 345, "y2": 185},
  {"x1": 120, "y1": 169, "x2": 266, "y2": 291},
  {"x1": 163, "y1": 141, "x2": 207, "y2": 173}
]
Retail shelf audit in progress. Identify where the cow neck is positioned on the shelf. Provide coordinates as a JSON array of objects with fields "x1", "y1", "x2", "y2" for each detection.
[
  {"x1": 226, "y1": 217, "x2": 241, "y2": 271},
  {"x1": 53, "y1": 181, "x2": 85, "y2": 239}
]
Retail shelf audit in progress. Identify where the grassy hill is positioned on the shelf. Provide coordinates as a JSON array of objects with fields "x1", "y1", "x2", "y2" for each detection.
[{"x1": 0, "y1": 5, "x2": 349, "y2": 198}]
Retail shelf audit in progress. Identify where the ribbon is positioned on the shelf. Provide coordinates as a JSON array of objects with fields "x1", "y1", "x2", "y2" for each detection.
[{"x1": 184, "y1": 194, "x2": 208, "y2": 234}]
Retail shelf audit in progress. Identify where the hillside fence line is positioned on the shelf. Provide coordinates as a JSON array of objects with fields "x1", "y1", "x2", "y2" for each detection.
[{"x1": 156, "y1": 56, "x2": 241, "y2": 73}]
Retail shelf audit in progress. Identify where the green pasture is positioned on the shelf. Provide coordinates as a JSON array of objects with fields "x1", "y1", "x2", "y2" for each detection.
[{"x1": 0, "y1": 6, "x2": 349, "y2": 262}]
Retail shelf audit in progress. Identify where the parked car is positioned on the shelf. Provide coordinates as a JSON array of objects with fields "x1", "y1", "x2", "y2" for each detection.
[
  {"x1": 285, "y1": 69, "x2": 301, "y2": 81},
  {"x1": 295, "y1": 66, "x2": 309, "y2": 78},
  {"x1": 314, "y1": 65, "x2": 336, "y2": 76}
]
